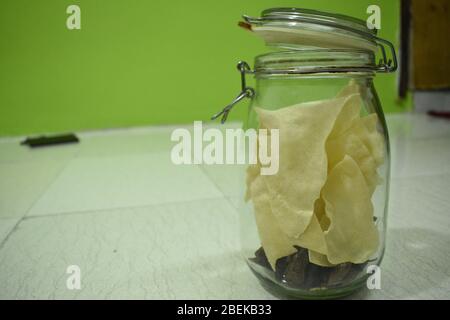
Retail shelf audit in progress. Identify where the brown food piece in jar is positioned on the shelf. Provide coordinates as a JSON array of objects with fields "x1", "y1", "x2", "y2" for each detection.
[
  {"x1": 249, "y1": 247, "x2": 272, "y2": 270},
  {"x1": 251, "y1": 246, "x2": 369, "y2": 290}
]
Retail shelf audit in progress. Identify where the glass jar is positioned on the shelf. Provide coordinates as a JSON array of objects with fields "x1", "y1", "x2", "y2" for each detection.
[{"x1": 213, "y1": 8, "x2": 397, "y2": 299}]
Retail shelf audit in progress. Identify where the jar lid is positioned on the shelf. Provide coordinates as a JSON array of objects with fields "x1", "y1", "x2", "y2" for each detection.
[
  {"x1": 240, "y1": 7, "x2": 397, "y2": 73},
  {"x1": 242, "y1": 8, "x2": 379, "y2": 52}
]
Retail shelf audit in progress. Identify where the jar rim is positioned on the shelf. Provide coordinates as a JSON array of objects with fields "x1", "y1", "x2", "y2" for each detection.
[{"x1": 254, "y1": 49, "x2": 377, "y2": 77}]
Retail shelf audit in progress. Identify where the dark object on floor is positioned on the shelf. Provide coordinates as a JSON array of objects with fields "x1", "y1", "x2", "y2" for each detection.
[
  {"x1": 428, "y1": 110, "x2": 450, "y2": 120},
  {"x1": 252, "y1": 246, "x2": 367, "y2": 290},
  {"x1": 21, "y1": 133, "x2": 79, "y2": 148}
]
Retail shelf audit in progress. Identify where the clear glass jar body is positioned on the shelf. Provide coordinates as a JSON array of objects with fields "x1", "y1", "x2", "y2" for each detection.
[{"x1": 239, "y1": 68, "x2": 390, "y2": 299}]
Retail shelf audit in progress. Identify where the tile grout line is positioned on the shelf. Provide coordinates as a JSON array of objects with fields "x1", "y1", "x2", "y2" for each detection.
[
  {"x1": 19, "y1": 195, "x2": 231, "y2": 221},
  {"x1": 0, "y1": 149, "x2": 81, "y2": 250},
  {"x1": 0, "y1": 219, "x2": 24, "y2": 251},
  {"x1": 197, "y1": 164, "x2": 242, "y2": 212},
  {"x1": 391, "y1": 170, "x2": 450, "y2": 181},
  {"x1": 23, "y1": 147, "x2": 82, "y2": 219}
]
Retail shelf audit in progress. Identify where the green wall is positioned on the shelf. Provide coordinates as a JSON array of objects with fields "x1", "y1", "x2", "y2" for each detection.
[{"x1": 0, "y1": 0, "x2": 410, "y2": 137}]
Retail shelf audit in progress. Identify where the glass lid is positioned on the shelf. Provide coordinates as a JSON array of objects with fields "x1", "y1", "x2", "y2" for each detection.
[{"x1": 241, "y1": 7, "x2": 380, "y2": 52}]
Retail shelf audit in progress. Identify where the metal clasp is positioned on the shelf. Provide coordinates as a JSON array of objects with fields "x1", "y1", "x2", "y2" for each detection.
[
  {"x1": 374, "y1": 36, "x2": 398, "y2": 73},
  {"x1": 211, "y1": 61, "x2": 255, "y2": 124}
]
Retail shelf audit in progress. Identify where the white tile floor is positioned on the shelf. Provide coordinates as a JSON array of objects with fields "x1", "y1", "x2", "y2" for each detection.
[
  {"x1": 0, "y1": 115, "x2": 449, "y2": 299},
  {"x1": 28, "y1": 152, "x2": 223, "y2": 216}
]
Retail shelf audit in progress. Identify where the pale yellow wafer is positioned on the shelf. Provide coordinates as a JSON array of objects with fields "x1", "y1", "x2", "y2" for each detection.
[
  {"x1": 255, "y1": 94, "x2": 360, "y2": 239},
  {"x1": 321, "y1": 155, "x2": 379, "y2": 264}
]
